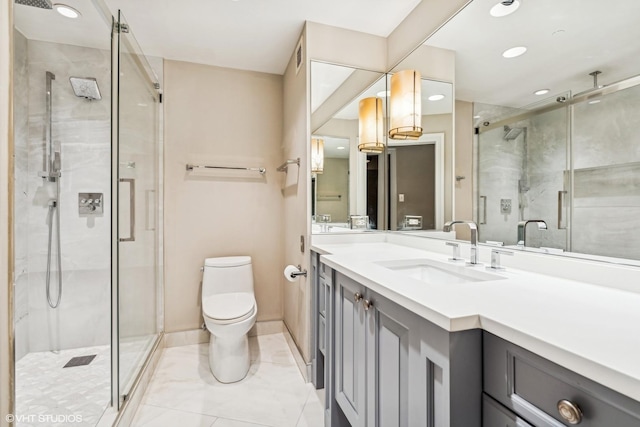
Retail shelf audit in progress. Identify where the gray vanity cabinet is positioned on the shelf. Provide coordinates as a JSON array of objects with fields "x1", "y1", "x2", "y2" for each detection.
[
  {"x1": 483, "y1": 332, "x2": 640, "y2": 427},
  {"x1": 334, "y1": 271, "x2": 482, "y2": 427},
  {"x1": 334, "y1": 271, "x2": 367, "y2": 426}
]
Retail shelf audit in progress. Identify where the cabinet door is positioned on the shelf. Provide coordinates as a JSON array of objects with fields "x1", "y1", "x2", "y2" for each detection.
[
  {"x1": 334, "y1": 272, "x2": 367, "y2": 427},
  {"x1": 366, "y1": 292, "x2": 411, "y2": 427}
]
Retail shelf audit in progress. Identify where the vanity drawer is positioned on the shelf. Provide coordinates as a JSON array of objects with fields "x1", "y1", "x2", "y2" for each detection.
[
  {"x1": 484, "y1": 332, "x2": 640, "y2": 427},
  {"x1": 483, "y1": 393, "x2": 533, "y2": 427}
]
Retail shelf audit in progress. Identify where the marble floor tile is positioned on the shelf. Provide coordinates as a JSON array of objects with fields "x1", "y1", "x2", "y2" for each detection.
[
  {"x1": 135, "y1": 333, "x2": 323, "y2": 427},
  {"x1": 132, "y1": 405, "x2": 217, "y2": 427},
  {"x1": 15, "y1": 345, "x2": 110, "y2": 427}
]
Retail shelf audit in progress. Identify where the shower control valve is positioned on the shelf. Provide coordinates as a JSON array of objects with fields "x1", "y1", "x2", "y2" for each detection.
[{"x1": 79, "y1": 192, "x2": 104, "y2": 216}]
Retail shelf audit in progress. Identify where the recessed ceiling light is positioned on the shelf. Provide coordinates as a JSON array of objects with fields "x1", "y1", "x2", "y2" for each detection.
[
  {"x1": 534, "y1": 89, "x2": 550, "y2": 96},
  {"x1": 336, "y1": 146, "x2": 346, "y2": 150},
  {"x1": 588, "y1": 99, "x2": 601, "y2": 105},
  {"x1": 489, "y1": 0, "x2": 520, "y2": 17},
  {"x1": 428, "y1": 94, "x2": 445, "y2": 101},
  {"x1": 376, "y1": 90, "x2": 390, "y2": 98},
  {"x1": 473, "y1": 115, "x2": 481, "y2": 119},
  {"x1": 54, "y1": 4, "x2": 81, "y2": 19},
  {"x1": 502, "y1": 46, "x2": 527, "y2": 58}
]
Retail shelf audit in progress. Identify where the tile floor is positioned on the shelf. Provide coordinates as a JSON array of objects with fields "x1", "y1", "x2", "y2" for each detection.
[
  {"x1": 15, "y1": 344, "x2": 111, "y2": 427},
  {"x1": 132, "y1": 333, "x2": 324, "y2": 427},
  {"x1": 14, "y1": 336, "x2": 155, "y2": 427}
]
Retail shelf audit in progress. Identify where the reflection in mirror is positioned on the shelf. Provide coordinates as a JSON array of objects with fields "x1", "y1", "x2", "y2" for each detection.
[
  {"x1": 312, "y1": 136, "x2": 350, "y2": 228},
  {"x1": 386, "y1": 77, "x2": 452, "y2": 231},
  {"x1": 310, "y1": 61, "x2": 386, "y2": 233},
  {"x1": 423, "y1": 0, "x2": 640, "y2": 262}
]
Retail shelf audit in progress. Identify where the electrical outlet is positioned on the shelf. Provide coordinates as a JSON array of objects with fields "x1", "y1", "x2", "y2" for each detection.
[
  {"x1": 399, "y1": 194, "x2": 405, "y2": 202},
  {"x1": 500, "y1": 198, "x2": 512, "y2": 214}
]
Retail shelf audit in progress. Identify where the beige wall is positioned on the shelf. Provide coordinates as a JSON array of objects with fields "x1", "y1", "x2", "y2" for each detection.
[
  {"x1": 455, "y1": 100, "x2": 474, "y2": 240},
  {"x1": 316, "y1": 158, "x2": 349, "y2": 222},
  {"x1": 163, "y1": 60, "x2": 284, "y2": 332},
  {"x1": 1, "y1": 0, "x2": 13, "y2": 423},
  {"x1": 282, "y1": 28, "x2": 311, "y2": 361}
]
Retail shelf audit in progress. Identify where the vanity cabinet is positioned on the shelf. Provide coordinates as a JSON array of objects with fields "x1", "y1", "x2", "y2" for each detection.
[
  {"x1": 333, "y1": 271, "x2": 482, "y2": 427},
  {"x1": 483, "y1": 332, "x2": 640, "y2": 427}
]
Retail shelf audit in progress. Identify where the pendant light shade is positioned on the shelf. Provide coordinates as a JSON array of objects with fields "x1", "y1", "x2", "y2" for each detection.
[
  {"x1": 358, "y1": 97, "x2": 384, "y2": 153},
  {"x1": 311, "y1": 138, "x2": 324, "y2": 174},
  {"x1": 389, "y1": 69, "x2": 422, "y2": 140}
]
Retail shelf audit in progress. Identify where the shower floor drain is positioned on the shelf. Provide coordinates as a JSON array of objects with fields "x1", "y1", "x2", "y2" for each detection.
[{"x1": 63, "y1": 355, "x2": 97, "y2": 368}]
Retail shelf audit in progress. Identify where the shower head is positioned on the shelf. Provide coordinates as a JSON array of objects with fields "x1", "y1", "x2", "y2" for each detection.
[
  {"x1": 69, "y1": 77, "x2": 101, "y2": 101},
  {"x1": 14, "y1": 0, "x2": 52, "y2": 9},
  {"x1": 503, "y1": 125, "x2": 524, "y2": 140}
]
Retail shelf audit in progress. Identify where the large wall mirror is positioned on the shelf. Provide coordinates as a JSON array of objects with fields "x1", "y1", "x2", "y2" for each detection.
[
  {"x1": 424, "y1": 0, "x2": 640, "y2": 262},
  {"x1": 310, "y1": 61, "x2": 386, "y2": 233},
  {"x1": 310, "y1": 58, "x2": 456, "y2": 234}
]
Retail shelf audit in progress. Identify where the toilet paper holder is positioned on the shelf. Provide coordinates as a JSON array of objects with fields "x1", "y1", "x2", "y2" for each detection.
[{"x1": 289, "y1": 265, "x2": 307, "y2": 278}]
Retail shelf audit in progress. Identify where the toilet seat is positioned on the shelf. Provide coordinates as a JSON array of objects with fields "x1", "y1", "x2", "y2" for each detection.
[{"x1": 203, "y1": 292, "x2": 256, "y2": 325}]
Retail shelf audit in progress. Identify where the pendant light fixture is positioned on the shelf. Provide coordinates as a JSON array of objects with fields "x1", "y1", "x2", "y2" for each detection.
[
  {"x1": 358, "y1": 97, "x2": 384, "y2": 153},
  {"x1": 311, "y1": 138, "x2": 324, "y2": 174},
  {"x1": 389, "y1": 69, "x2": 422, "y2": 140}
]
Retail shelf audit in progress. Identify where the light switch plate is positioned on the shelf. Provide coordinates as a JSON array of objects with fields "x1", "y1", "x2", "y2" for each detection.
[{"x1": 399, "y1": 194, "x2": 405, "y2": 202}]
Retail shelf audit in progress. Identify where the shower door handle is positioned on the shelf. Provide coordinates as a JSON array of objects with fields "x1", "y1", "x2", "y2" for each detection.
[
  {"x1": 479, "y1": 195, "x2": 487, "y2": 224},
  {"x1": 119, "y1": 178, "x2": 135, "y2": 242},
  {"x1": 557, "y1": 190, "x2": 567, "y2": 230}
]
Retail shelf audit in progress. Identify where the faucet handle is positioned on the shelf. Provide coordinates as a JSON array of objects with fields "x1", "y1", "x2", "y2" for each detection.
[
  {"x1": 445, "y1": 242, "x2": 464, "y2": 262},
  {"x1": 487, "y1": 248, "x2": 513, "y2": 271}
]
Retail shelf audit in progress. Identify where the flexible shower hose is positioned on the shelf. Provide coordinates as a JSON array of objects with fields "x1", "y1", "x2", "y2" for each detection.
[{"x1": 45, "y1": 190, "x2": 63, "y2": 308}]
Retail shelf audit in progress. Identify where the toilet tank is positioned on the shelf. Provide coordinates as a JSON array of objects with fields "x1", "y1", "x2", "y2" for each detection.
[{"x1": 202, "y1": 256, "x2": 254, "y2": 298}]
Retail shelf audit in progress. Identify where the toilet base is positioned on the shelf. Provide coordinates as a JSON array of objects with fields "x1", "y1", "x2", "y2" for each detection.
[{"x1": 208, "y1": 332, "x2": 250, "y2": 383}]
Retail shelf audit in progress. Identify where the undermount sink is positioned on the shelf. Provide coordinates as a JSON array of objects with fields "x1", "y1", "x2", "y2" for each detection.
[{"x1": 376, "y1": 259, "x2": 506, "y2": 285}]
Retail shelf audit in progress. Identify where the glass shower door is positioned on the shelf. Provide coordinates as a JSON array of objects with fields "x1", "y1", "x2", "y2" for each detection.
[
  {"x1": 476, "y1": 103, "x2": 570, "y2": 249},
  {"x1": 114, "y1": 11, "x2": 161, "y2": 404}
]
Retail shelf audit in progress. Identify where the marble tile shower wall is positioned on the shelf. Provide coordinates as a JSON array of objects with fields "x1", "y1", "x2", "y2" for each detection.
[
  {"x1": 24, "y1": 39, "x2": 111, "y2": 353},
  {"x1": 476, "y1": 103, "x2": 527, "y2": 245},
  {"x1": 14, "y1": 30, "x2": 30, "y2": 361},
  {"x1": 571, "y1": 85, "x2": 640, "y2": 259}
]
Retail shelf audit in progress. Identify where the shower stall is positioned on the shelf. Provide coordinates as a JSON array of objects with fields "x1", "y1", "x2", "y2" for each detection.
[{"x1": 12, "y1": 1, "x2": 163, "y2": 425}]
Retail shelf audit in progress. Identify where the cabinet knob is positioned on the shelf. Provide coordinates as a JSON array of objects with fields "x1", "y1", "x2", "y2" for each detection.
[
  {"x1": 557, "y1": 399, "x2": 583, "y2": 424},
  {"x1": 363, "y1": 299, "x2": 374, "y2": 311},
  {"x1": 354, "y1": 292, "x2": 363, "y2": 303}
]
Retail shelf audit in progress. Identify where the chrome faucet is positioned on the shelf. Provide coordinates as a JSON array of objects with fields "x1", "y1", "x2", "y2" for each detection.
[
  {"x1": 443, "y1": 220, "x2": 479, "y2": 265},
  {"x1": 517, "y1": 220, "x2": 547, "y2": 247}
]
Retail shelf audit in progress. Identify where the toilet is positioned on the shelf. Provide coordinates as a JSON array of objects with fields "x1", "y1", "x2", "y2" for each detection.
[{"x1": 201, "y1": 256, "x2": 257, "y2": 383}]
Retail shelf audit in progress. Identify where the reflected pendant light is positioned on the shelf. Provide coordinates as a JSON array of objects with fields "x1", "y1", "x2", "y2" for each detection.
[
  {"x1": 311, "y1": 138, "x2": 324, "y2": 174},
  {"x1": 389, "y1": 69, "x2": 422, "y2": 140},
  {"x1": 358, "y1": 97, "x2": 384, "y2": 154}
]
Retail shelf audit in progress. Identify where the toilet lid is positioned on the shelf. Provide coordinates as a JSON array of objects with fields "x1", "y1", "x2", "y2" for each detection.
[{"x1": 203, "y1": 292, "x2": 255, "y2": 321}]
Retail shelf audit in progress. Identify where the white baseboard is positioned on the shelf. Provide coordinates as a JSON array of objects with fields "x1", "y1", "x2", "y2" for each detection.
[
  {"x1": 164, "y1": 320, "x2": 285, "y2": 348},
  {"x1": 282, "y1": 323, "x2": 312, "y2": 383}
]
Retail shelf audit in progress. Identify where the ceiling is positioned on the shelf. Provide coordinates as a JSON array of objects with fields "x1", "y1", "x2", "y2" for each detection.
[
  {"x1": 426, "y1": 0, "x2": 640, "y2": 108},
  {"x1": 14, "y1": 0, "x2": 421, "y2": 75},
  {"x1": 312, "y1": 136, "x2": 349, "y2": 159}
]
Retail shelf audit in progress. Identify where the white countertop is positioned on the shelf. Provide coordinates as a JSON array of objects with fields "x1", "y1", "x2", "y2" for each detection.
[{"x1": 311, "y1": 236, "x2": 640, "y2": 403}]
